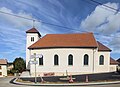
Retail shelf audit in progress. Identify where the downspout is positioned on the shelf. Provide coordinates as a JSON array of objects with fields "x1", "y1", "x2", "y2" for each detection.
[
  {"x1": 93, "y1": 49, "x2": 96, "y2": 73},
  {"x1": 29, "y1": 49, "x2": 31, "y2": 76}
]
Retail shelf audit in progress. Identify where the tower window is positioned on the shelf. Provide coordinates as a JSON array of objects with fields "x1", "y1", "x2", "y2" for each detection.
[{"x1": 31, "y1": 37, "x2": 34, "y2": 42}]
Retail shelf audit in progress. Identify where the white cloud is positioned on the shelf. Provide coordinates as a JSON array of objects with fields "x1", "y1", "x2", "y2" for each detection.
[
  {"x1": 80, "y1": 2, "x2": 120, "y2": 55},
  {"x1": 0, "y1": 7, "x2": 41, "y2": 28},
  {"x1": 80, "y1": 2, "x2": 120, "y2": 35},
  {"x1": 0, "y1": 7, "x2": 39, "y2": 61}
]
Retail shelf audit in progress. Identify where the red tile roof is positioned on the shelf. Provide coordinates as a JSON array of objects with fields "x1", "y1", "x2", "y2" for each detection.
[
  {"x1": 0, "y1": 59, "x2": 7, "y2": 65},
  {"x1": 97, "y1": 41, "x2": 111, "y2": 51},
  {"x1": 28, "y1": 32, "x2": 98, "y2": 49},
  {"x1": 110, "y1": 57, "x2": 118, "y2": 65},
  {"x1": 26, "y1": 28, "x2": 41, "y2": 37}
]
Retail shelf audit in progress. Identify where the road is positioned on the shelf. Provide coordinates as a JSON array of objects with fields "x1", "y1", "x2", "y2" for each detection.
[{"x1": 0, "y1": 77, "x2": 120, "y2": 87}]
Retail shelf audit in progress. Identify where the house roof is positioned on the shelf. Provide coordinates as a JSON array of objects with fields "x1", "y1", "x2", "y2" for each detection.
[
  {"x1": 0, "y1": 59, "x2": 7, "y2": 65},
  {"x1": 110, "y1": 57, "x2": 118, "y2": 65},
  {"x1": 28, "y1": 32, "x2": 98, "y2": 49},
  {"x1": 97, "y1": 41, "x2": 111, "y2": 52},
  {"x1": 26, "y1": 28, "x2": 41, "y2": 37}
]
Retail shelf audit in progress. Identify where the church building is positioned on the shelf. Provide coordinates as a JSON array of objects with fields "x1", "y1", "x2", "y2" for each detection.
[{"x1": 26, "y1": 28, "x2": 118, "y2": 76}]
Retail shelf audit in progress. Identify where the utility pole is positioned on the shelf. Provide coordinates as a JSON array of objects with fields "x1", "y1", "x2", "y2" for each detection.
[
  {"x1": 30, "y1": 53, "x2": 43, "y2": 84},
  {"x1": 34, "y1": 55, "x2": 37, "y2": 83},
  {"x1": 33, "y1": 20, "x2": 35, "y2": 28}
]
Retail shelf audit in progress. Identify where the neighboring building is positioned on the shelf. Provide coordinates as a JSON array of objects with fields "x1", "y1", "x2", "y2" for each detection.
[
  {"x1": 0, "y1": 59, "x2": 7, "y2": 77},
  {"x1": 7, "y1": 62, "x2": 14, "y2": 71},
  {"x1": 110, "y1": 57, "x2": 118, "y2": 72},
  {"x1": 26, "y1": 28, "x2": 118, "y2": 76}
]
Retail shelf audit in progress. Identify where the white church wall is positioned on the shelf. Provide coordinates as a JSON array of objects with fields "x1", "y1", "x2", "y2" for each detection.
[
  {"x1": 94, "y1": 51, "x2": 110, "y2": 73},
  {"x1": 30, "y1": 48, "x2": 96, "y2": 76}
]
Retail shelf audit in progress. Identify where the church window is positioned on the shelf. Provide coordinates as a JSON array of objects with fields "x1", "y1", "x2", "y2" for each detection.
[
  {"x1": 84, "y1": 54, "x2": 89, "y2": 65},
  {"x1": 54, "y1": 54, "x2": 59, "y2": 65},
  {"x1": 39, "y1": 56, "x2": 43, "y2": 65},
  {"x1": 68, "y1": 54, "x2": 73, "y2": 65},
  {"x1": 99, "y1": 55, "x2": 104, "y2": 65}
]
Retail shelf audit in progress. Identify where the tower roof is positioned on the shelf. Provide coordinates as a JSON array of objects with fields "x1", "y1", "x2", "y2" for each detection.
[{"x1": 26, "y1": 28, "x2": 41, "y2": 37}]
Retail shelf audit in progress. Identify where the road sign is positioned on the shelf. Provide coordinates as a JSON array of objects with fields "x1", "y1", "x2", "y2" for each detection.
[
  {"x1": 36, "y1": 54, "x2": 43, "y2": 58},
  {"x1": 30, "y1": 54, "x2": 43, "y2": 59},
  {"x1": 30, "y1": 55, "x2": 36, "y2": 59},
  {"x1": 30, "y1": 61, "x2": 38, "y2": 64}
]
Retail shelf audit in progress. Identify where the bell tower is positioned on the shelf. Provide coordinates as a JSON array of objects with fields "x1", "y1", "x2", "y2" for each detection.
[{"x1": 26, "y1": 28, "x2": 41, "y2": 69}]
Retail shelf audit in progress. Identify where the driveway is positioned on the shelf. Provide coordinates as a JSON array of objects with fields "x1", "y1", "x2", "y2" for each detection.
[{"x1": 0, "y1": 77, "x2": 120, "y2": 87}]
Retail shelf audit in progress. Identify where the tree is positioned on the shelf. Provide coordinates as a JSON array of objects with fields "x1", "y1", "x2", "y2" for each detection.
[
  {"x1": 117, "y1": 58, "x2": 120, "y2": 66},
  {"x1": 13, "y1": 57, "x2": 26, "y2": 73},
  {"x1": 117, "y1": 58, "x2": 120, "y2": 63}
]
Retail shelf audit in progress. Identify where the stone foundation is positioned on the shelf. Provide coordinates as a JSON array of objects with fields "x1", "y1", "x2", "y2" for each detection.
[{"x1": 30, "y1": 72, "x2": 96, "y2": 77}]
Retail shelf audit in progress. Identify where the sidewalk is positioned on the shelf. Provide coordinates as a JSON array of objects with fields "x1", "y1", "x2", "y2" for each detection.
[{"x1": 12, "y1": 78, "x2": 120, "y2": 86}]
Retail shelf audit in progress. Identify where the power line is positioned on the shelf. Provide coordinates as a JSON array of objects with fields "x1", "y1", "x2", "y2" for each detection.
[
  {"x1": 89, "y1": 0, "x2": 120, "y2": 12},
  {"x1": 0, "y1": 10, "x2": 87, "y2": 33},
  {"x1": 0, "y1": 10, "x2": 34, "y2": 21},
  {"x1": 0, "y1": 10, "x2": 120, "y2": 38},
  {"x1": 0, "y1": 3, "x2": 120, "y2": 38}
]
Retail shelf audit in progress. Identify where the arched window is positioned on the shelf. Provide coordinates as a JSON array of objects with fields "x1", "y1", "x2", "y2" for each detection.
[
  {"x1": 84, "y1": 54, "x2": 89, "y2": 65},
  {"x1": 39, "y1": 56, "x2": 43, "y2": 65},
  {"x1": 99, "y1": 55, "x2": 104, "y2": 65},
  {"x1": 54, "y1": 54, "x2": 59, "y2": 65},
  {"x1": 68, "y1": 54, "x2": 73, "y2": 65}
]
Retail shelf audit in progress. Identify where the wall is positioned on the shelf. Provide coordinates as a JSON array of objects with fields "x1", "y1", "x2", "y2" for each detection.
[
  {"x1": 29, "y1": 48, "x2": 111, "y2": 76},
  {"x1": 109, "y1": 65, "x2": 117, "y2": 72},
  {"x1": 0, "y1": 65, "x2": 7, "y2": 77},
  {"x1": 94, "y1": 51, "x2": 110, "y2": 73}
]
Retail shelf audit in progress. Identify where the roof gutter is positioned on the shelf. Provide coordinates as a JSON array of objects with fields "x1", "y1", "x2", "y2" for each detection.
[{"x1": 28, "y1": 46, "x2": 98, "y2": 50}]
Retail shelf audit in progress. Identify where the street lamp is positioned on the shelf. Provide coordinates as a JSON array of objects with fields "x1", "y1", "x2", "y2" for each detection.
[{"x1": 30, "y1": 53, "x2": 43, "y2": 84}]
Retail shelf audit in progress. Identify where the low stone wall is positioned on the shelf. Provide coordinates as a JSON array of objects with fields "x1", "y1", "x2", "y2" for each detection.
[{"x1": 19, "y1": 72, "x2": 120, "y2": 82}]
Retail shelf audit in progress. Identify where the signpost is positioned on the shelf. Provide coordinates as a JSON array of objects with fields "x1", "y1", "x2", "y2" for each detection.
[{"x1": 30, "y1": 53, "x2": 43, "y2": 83}]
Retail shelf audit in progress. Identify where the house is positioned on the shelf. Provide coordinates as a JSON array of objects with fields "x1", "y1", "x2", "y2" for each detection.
[
  {"x1": 110, "y1": 57, "x2": 118, "y2": 72},
  {"x1": 0, "y1": 59, "x2": 7, "y2": 77},
  {"x1": 26, "y1": 28, "x2": 118, "y2": 76},
  {"x1": 7, "y1": 62, "x2": 14, "y2": 71}
]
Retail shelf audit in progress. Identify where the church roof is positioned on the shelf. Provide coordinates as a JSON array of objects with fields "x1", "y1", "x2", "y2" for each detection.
[
  {"x1": 97, "y1": 41, "x2": 111, "y2": 51},
  {"x1": 26, "y1": 28, "x2": 41, "y2": 37},
  {"x1": 0, "y1": 59, "x2": 7, "y2": 65},
  {"x1": 28, "y1": 32, "x2": 98, "y2": 49},
  {"x1": 110, "y1": 57, "x2": 118, "y2": 65}
]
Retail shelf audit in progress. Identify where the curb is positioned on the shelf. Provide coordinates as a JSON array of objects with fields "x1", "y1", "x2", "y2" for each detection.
[{"x1": 11, "y1": 78, "x2": 120, "y2": 86}]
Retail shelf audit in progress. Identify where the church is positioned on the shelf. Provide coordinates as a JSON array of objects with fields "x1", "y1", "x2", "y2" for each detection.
[{"x1": 26, "y1": 28, "x2": 118, "y2": 76}]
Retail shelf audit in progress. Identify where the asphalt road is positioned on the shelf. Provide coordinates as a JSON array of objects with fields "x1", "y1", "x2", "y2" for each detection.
[{"x1": 0, "y1": 77, "x2": 120, "y2": 87}]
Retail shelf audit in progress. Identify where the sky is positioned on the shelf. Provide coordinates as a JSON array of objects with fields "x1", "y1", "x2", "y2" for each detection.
[{"x1": 0, "y1": 0, "x2": 120, "y2": 62}]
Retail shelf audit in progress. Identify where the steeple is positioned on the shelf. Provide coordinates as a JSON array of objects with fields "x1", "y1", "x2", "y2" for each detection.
[{"x1": 26, "y1": 27, "x2": 41, "y2": 69}]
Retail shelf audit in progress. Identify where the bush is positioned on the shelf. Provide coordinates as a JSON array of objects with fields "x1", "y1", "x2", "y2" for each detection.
[{"x1": 7, "y1": 69, "x2": 18, "y2": 75}]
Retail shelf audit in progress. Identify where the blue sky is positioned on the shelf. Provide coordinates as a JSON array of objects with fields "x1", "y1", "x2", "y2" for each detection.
[{"x1": 0, "y1": 0, "x2": 120, "y2": 62}]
